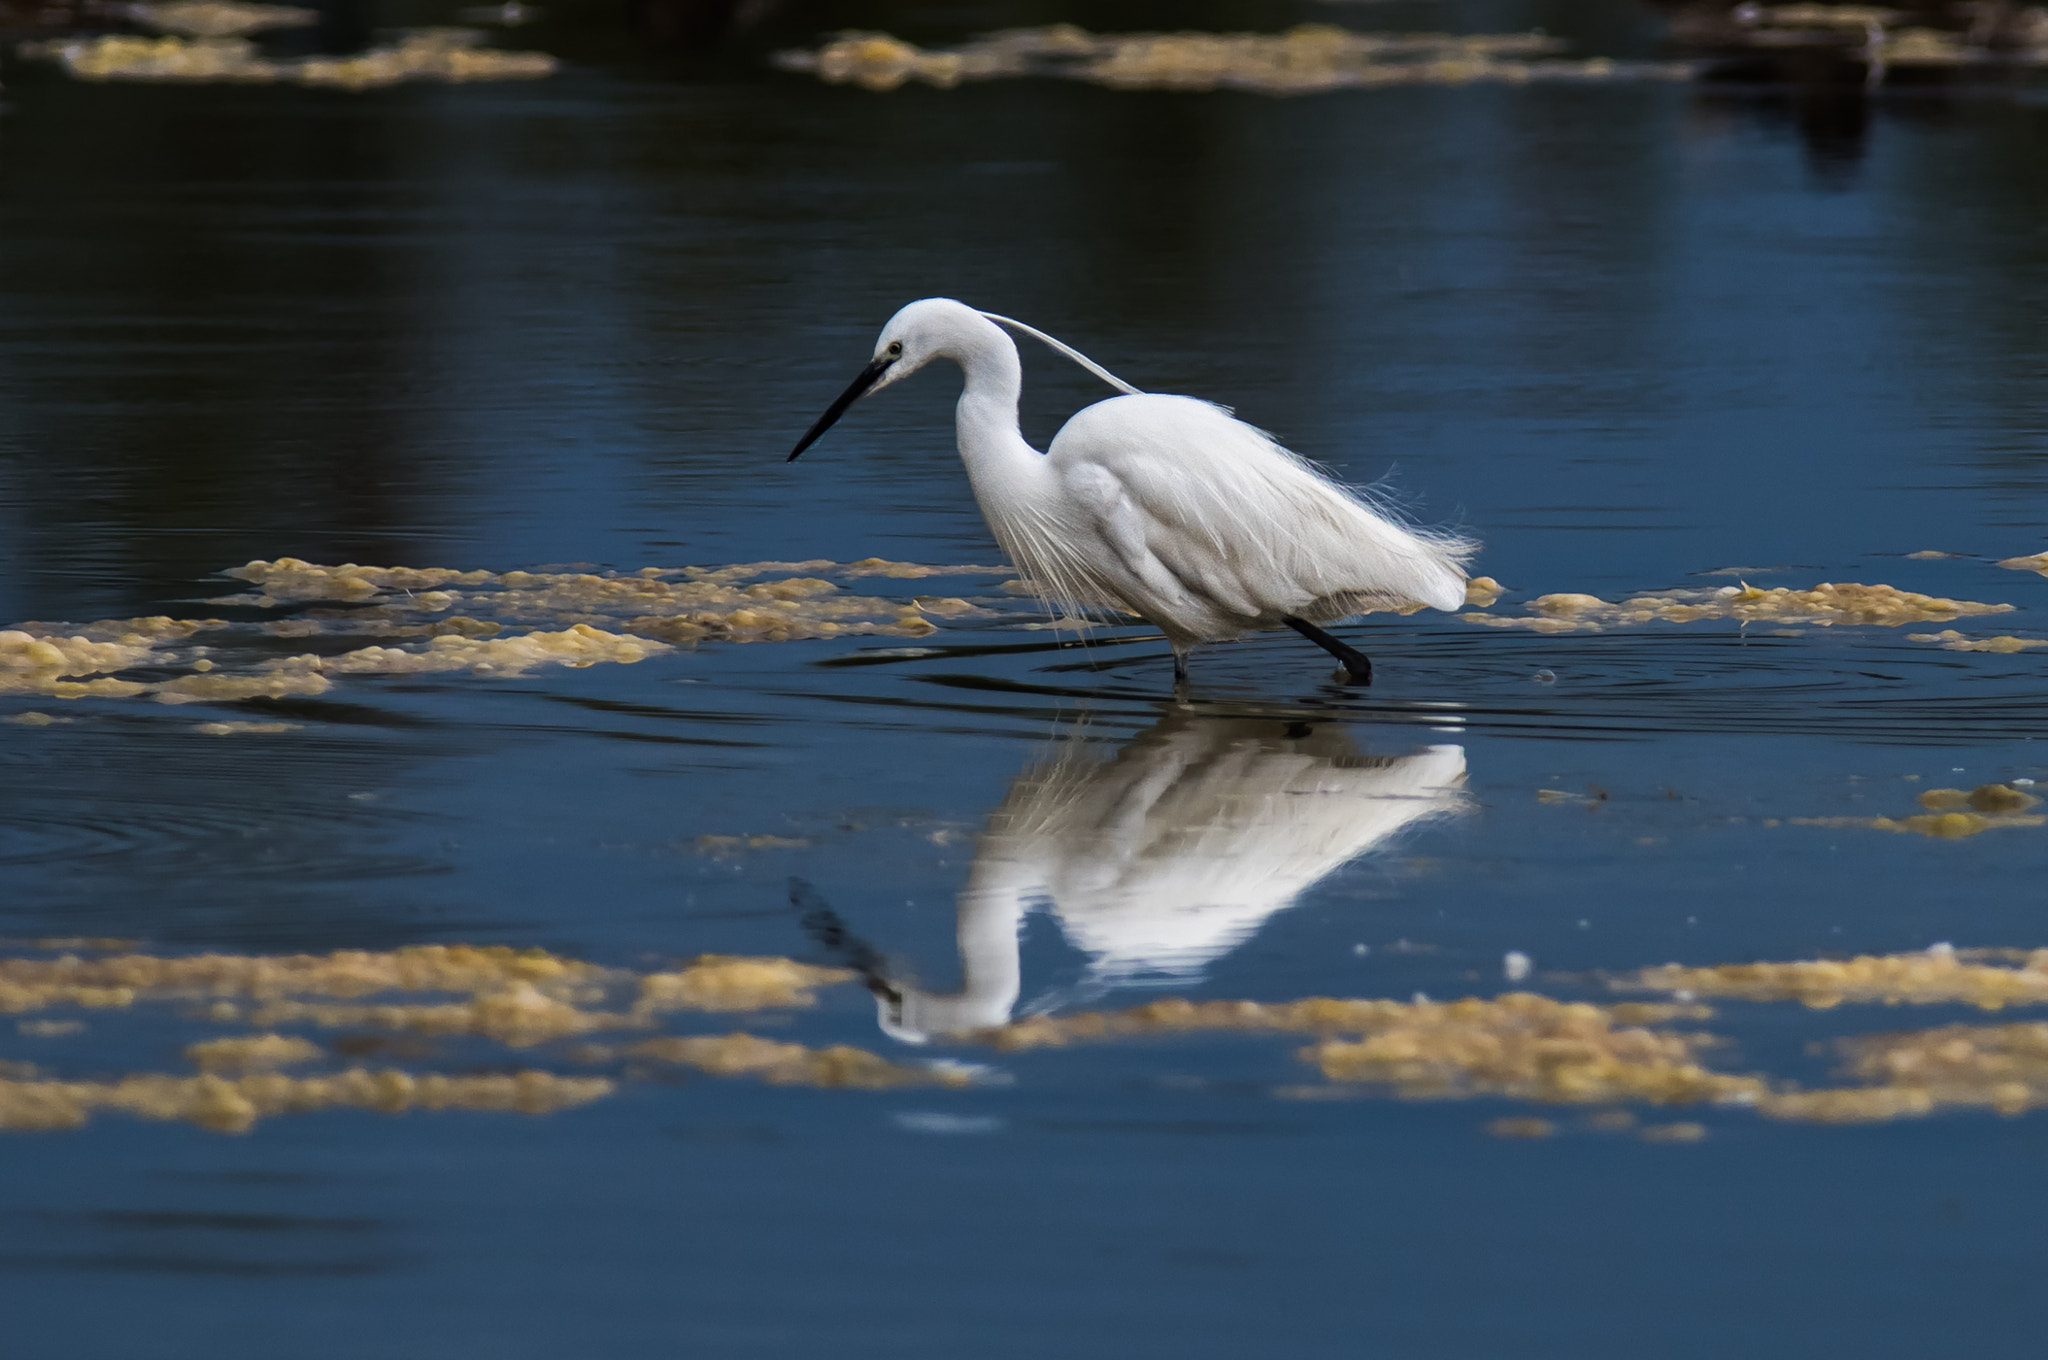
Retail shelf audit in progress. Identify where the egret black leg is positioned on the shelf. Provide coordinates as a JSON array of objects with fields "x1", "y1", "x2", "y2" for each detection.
[
  {"x1": 1171, "y1": 650, "x2": 1191, "y2": 700},
  {"x1": 1282, "y1": 616, "x2": 1373, "y2": 686}
]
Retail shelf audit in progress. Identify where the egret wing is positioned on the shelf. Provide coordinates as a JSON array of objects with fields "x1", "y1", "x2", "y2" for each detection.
[{"x1": 1050, "y1": 394, "x2": 1471, "y2": 627}]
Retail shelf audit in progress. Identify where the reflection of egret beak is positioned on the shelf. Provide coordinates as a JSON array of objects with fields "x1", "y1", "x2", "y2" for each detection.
[
  {"x1": 794, "y1": 885, "x2": 904, "y2": 1006},
  {"x1": 788, "y1": 356, "x2": 896, "y2": 461}
]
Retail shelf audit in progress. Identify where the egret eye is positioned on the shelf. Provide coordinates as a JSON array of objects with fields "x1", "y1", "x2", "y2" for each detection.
[{"x1": 887, "y1": 341, "x2": 903, "y2": 356}]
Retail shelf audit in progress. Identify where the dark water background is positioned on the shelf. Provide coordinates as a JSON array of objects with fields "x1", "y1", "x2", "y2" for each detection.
[{"x1": 2, "y1": 1, "x2": 2047, "y2": 1355}]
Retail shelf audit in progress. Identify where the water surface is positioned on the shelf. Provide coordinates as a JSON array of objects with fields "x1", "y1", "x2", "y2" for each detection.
[{"x1": 3, "y1": 4, "x2": 2047, "y2": 1355}]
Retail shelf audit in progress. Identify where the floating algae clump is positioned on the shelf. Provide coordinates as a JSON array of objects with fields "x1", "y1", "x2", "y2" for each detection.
[
  {"x1": 248, "y1": 983, "x2": 632, "y2": 1047},
  {"x1": 0, "y1": 631, "x2": 156, "y2": 677},
  {"x1": 186, "y1": 1032, "x2": 322, "y2": 1072},
  {"x1": 1462, "y1": 575, "x2": 1503, "y2": 608},
  {"x1": 25, "y1": 26, "x2": 557, "y2": 87},
  {"x1": 0, "y1": 944, "x2": 895, "y2": 1132},
  {"x1": 1759, "y1": 4, "x2": 1902, "y2": 25},
  {"x1": 0, "y1": 946, "x2": 859, "y2": 1038},
  {"x1": 26, "y1": 940, "x2": 2048, "y2": 1133},
  {"x1": 630, "y1": 1033, "x2": 964, "y2": 1089},
  {"x1": 0, "y1": 615, "x2": 226, "y2": 698},
  {"x1": 637, "y1": 956, "x2": 854, "y2": 1014},
  {"x1": 132, "y1": 0, "x2": 315, "y2": 36},
  {"x1": 310, "y1": 625, "x2": 667, "y2": 677},
  {"x1": 1918, "y1": 784, "x2": 2041, "y2": 813},
  {"x1": 294, "y1": 27, "x2": 557, "y2": 88},
  {"x1": 801, "y1": 31, "x2": 986, "y2": 90},
  {"x1": 1748, "y1": 1020, "x2": 2048, "y2": 1124},
  {"x1": 219, "y1": 558, "x2": 489, "y2": 603},
  {"x1": 1621, "y1": 946, "x2": 2048, "y2": 1011},
  {"x1": 976, "y1": 993, "x2": 1708, "y2": 1051},
  {"x1": 1827, "y1": 1022, "x2": 2048, "y2": 1117},
  {"x1": 34, "y1": 34, "x2": 280, "y2": 81},
  {"x1": 975, "y1": 993, "x2": 1760, "y2": 1110},
  {"x1": 0, "y1": 556, "x2": 1021, "y2": 710},
  {"x1": 155, "y1": 661, "x2": 333, "y2": 704},
  {"x1": 214, "y1": 557, "x2": 998, "y2": 643},
  {"x1": 841, "y1": 557, "x2": 1009, "y2": 579},
  {"x1": 1080, "y1": 26, "x2": 1593, "y2": 92},
  {"x1": 0, "y1": 943, "x2": 615, "y2": 1014},
  {"x1": 775, "y1": 23, "x2": 1691, "y2": 94},
  {"x1": 958, "y1": 966, "x2": 2048, "y2": 1126},
  {"x1": 0, "y1": 676, "x2": 151, "y2": 699},
  {"x1": 1998, "y1": 552, "x2": 2048, "y2": 576},
  {"x1": 1462, "y1": 581, "x2": 2014, "y2": 633},
  {"x1": 0, "y1": 1068, "x2": 611, "y2": 1133},
  {"x1": 1299, "y1": 994, "x2": 1759, "y2": 1106},
  {"x1": 1909, "y1": 629, "x2": 2048, "y2": 653},
  {"x1": 1787, "y1": 786, "x2": 2044, "y2": 839},
  {"x1": 1791, "y1": 811, "x2": 2047, "y2": 838},
  {"x1": 0, "y1": 630, "x2": 158, "y2": 697}
]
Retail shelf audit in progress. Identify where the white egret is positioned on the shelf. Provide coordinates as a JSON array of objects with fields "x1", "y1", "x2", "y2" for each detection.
[{"x1": 789, "y1": 297, "x2": 1476, "y2": 689}]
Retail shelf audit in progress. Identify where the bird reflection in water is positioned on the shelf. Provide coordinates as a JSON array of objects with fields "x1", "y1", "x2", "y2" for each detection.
[{"x1": 813, "y1": 712, "x2": 1467, "y2": 1044}]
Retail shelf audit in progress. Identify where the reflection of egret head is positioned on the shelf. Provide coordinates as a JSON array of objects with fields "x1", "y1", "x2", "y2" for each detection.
[
  {"x1": 877, "y1": 711, "x2": 1467, "y2": 1042},
  {"x1": 872, "y1": 985, "x2": 1000, "y2": 1047}
]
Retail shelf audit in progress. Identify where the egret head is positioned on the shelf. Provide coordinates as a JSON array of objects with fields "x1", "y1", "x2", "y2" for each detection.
[{"x1": 787, "y1": 298, "x2": 988, "y2": 462}]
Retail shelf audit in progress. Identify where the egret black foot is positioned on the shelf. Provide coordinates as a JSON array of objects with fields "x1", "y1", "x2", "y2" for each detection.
[{"x1": 1281, "y1": 616, "x2": 1373, "y2": 686}]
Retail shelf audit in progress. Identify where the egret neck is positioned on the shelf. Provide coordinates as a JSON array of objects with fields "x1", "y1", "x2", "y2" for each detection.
[{"x1": 946, "y1": 311, "x2": 1051, "y2": 518}]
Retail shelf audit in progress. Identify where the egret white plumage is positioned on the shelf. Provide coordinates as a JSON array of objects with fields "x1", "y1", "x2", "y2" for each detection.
[{"x1": 789, "y1": 298, "x2": 1475, "y2": 689}]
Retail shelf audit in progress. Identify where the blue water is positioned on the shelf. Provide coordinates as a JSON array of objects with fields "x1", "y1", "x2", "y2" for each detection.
[{"x1": 2, "y1": 5, "x2": 2047, "y2": 1355}]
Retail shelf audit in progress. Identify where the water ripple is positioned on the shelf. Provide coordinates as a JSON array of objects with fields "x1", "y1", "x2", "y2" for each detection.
[{"x1": 814, "y1": 625, "x2": 2048, "y2": 744}]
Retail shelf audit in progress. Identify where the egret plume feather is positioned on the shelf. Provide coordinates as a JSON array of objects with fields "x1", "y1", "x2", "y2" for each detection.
[{"x1": 977, "y1": 311, "x2": 1145, "y2": 396}]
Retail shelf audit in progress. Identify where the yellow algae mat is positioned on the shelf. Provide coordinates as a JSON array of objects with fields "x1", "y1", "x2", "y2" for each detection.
[
  {"x1": 1459, "y1": 580, "x2": 2019, "y2": 633},
  {"x1": 1452, "y1": 568, "x2": 2048, "y2": 653},
  {"x1": 1532, "y1": 782, "x2": 2045, "y2": 839},
  {"x1": 0, "y1": 557, "x2": 1014, "y2": 704},
  {"x1": 11, "y1": 941, "x2": 2048, "y2": 1137},
  {"x1": 2, "y1": 556, "x2": 2039, "y2": 709},
  {"x1": 774, "y1": 24, "x2": 1692, "y2": 94},
  {"x1": 21, "y1": 3, "x2": 556, "y2": 89},
  {"x1": 774, "y1": 15, "x2": 2048, "y2": 94}
]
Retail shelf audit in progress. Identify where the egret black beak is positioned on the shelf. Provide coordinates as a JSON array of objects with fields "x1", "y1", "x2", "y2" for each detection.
[{"x1": 788, "y1": 355, "x2": 896, "y2": 462}]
